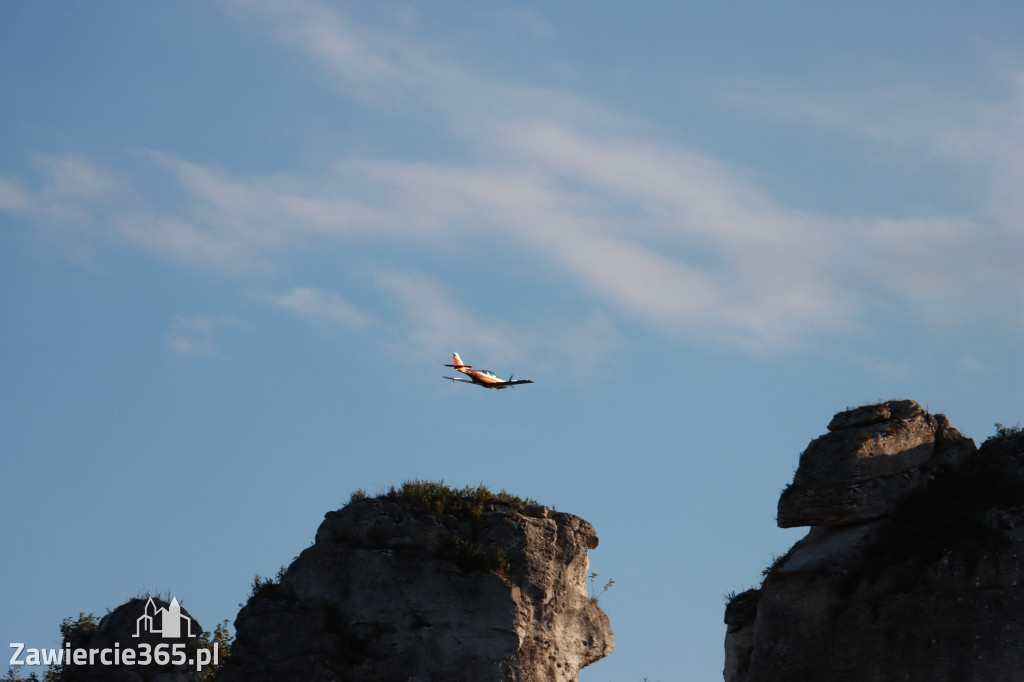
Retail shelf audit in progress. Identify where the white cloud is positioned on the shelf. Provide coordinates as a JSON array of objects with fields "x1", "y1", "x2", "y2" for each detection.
[
  {"x1": 374, "y1": 270, "x2": 519, "y2": 361},
  {"x1": 726, "y1": 74, "x2": 1024, "y2": 224},
  {"x1": 333, "y1": 144, "x2": 856, "y2": 349},
  {"x1": 0, "y1": 178, "x2": 32, "y2": 213},
  {"x1": 0, "y1": 154, "x2": 120, "y2": 225},
  {"x1": 9, "y1": 1, "x2": 1023, "y2": 359},
  {"x1": 31, "y1": 154, "x2": 119, "y2": 200},
  {"x1": 372, "y1": 269, "x2": 621, "y2": 374},
  {"x1": 2, "y1": 155, "x2": 126, "y2": 262},
  {"x1": 733, "y1": 75, "x2": 1024, "y2": 322},
  {"x1": 213, "y1": 1, "x2": 1021, "y2": 347},
  {"x1": 166, "y1": 315, "x2": 249, "y2": 357},
  {"x1": 265, "y1": 286, "x2": 373, "y2": 327},
  {"x1": 107, "y1": 152, "x2": 386, "y2": 272},
  {"x1": 221, "y1": 0, "x2": 456, "y2": 103}
]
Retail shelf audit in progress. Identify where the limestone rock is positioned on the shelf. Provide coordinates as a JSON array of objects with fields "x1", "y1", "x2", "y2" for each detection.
[
  {"x1": 777, "y1": 400, "x2": 975, "y2": 527},
  {"x1": 59, "y1": 597, "x2": 209, "y2": 682},
  {"x1": 726, "y1": 405, "x2": 1024, "y2": 682},
  {"x1": 219, "y1": 497, "x2": 613, "y2": 682}
]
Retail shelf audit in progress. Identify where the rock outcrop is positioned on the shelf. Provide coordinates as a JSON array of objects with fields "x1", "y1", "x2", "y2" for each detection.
[
  {"x1": 726, "y1": 401, "x2": 1024, "y2": 682},
  {"x1": 58, "y1": 597, "x2": 211, "y2": 682},
  {"x1": 777, "y1": 399, "x2": 975, "y2": 526},
  {"x1": 220, "y1": 486, "x2": 613, "y2": 682}
]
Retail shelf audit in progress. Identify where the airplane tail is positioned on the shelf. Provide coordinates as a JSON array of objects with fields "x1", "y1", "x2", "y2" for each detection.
[{"x1": 452, "y1": 352, "x2": 466, "y2": 368}]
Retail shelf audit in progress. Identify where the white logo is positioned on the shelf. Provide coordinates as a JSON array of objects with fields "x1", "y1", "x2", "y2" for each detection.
[
  {"x1": 10, "y1": 596, "x2": 218, "y2": 671},
  {"x1": 133, "y1": 597, "x2": 196, "y2": 639}
]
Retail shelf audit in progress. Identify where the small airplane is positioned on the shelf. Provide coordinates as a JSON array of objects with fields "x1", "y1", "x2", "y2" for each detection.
[{"x1": 443, "y1": 352, "x2": 534, "y2": 389}]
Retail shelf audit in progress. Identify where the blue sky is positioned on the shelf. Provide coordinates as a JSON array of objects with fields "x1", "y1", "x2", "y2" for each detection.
[{"x1": 2, "y1": 1, "x2": 1022, "y2": 679}]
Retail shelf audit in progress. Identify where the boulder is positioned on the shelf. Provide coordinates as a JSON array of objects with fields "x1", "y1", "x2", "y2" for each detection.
[
  {"x1": 59, "y1": 597, "x2": 210, "y2": 682},
  {"x1": 777, "y1": 400, "x2": 975, "y2": 527}
]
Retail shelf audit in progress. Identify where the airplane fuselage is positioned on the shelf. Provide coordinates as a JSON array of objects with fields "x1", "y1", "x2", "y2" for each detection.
[
  {"x1": 443, "y1": 352, "x2": 533, "y2": 389},
  {"x1": 457, "y1": 366, "x2": 506, "y2": 388}
]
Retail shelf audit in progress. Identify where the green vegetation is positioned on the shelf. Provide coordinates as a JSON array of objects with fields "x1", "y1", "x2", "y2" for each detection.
[
  {"x1": 345, "y1": 480, "x2": 542, "y2": 582},
  {"x1": 20, "y1": 612, "x2": 102, "y2": 681},
  {"x1": 440, "y1": 537, "x2": 512, "y2": 579},
  {"x1": 36, "y1": 611, "x2": 101, "y2": 682},
  {"x1": 249, "y1": 565, "x2": 290, "y2": 602},
  {"x1": 761, "y1": 550, "x2": 792, "y2": 579},
  {"x1": 371, "y1": 479, "x2": 540, "y2": 521},
  {"x1": 197, "y1": 620, "x2": 233, "y2": 682},
  {"x1": 987, "y1": 422, "x2": 1022, "y2": 443},
  {"x1": 57, "y1": 613, "x2": 99, "y2": 644},
  {"x1": 18, "y1": 607, "x2": 231, "y2": 682}
]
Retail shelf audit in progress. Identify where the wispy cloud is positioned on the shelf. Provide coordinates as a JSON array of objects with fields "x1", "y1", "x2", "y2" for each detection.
[
  {"x1": 726, "y1": 75, "x2": 1024, "y2": 218},
  {"x1": 374, "y1": 270, "x2": 520, "y2": 361},
  {"x1": 213, "y1": 0, "x2": 1023, "y2": 345},
  {"x1": 31, "y1": 154, "x2": 120, "y2": 200},
  {"x1": 166, "y1": 315, "x2": 250, "y2": 357},
  {"x1": 1, "y1": 155, "x2": 126, "y2": 261},
  {"x1": 724, "y1": 78, "x2": 1024, "y2": 322},
  {"x1": 325, "y1": 139, "x2": 855, "y2": 348},
  {"x1": 0, "y1": 178, "x2": 32, "y2": 213},
  {"x1": 221, "y1": 0, "x2": 460, "y2": 103},
  {"x1": 5, "y1": 154, "x2": 122, "y2": 222},
  {"x1": 372, "y1": 269, "x2": 621, "y2": 374},
  {"x1": 265, "y1": 286, "x2": 373, "y2": 327},
  {"x1": 103, "y1": 152, "x2": 388, "y2": 273},
  {"x1": 6, "y1": 0, "x2": 1023, "y2": 359}
]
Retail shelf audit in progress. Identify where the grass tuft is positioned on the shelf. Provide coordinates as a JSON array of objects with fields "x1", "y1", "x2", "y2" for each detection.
[{"x1": 368, "y1": 479, "x2": 539, "y2": 521}]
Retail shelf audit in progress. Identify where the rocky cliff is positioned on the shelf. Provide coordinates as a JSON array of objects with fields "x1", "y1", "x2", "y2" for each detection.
[
  {"x1": 725, "y1": 400, "x2": 1024, "y2": 682},
  {"x1": 219, "y1": 483, "x2": 613, "y2": 682}
]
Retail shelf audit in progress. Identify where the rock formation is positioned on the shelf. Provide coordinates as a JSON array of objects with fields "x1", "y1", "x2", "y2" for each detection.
[
  {"x1": 219, "y1": 484, "x2": 613, "y2": 682},
  {"x1": 777, "y1": 399, "x2": 975, "y2": 527},
  {"x1": 725, "y1": 400, "x2": 1024, "y2": 682},
  {"x1": 57, "y1": 597, "x2": 212, "y2": 682}
]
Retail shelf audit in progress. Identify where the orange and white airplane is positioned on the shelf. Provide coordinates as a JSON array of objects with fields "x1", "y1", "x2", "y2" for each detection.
[{"x1": 443, "y1": 352, "x2": 534, "y2": 389}]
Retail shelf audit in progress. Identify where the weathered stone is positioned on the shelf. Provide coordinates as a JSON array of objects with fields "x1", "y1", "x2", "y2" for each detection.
[
  {"x1": 826, "y1": 399, "x2": 924, "y2": 431},
  {"x1": 220, "y1": 498, "x2": 612, "y2": 682},
  {"x1": 777, "y1": 400, "x2": 975, "y2": 527},
  {"x1": 723, "y1": 588, "x2": 760, "y2": 682},
  {"x1": 726, "y1": 405, "x2": 1024, "y2": 682}
]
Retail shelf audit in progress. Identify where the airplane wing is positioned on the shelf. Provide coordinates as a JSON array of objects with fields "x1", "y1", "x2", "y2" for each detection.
[
  {"x1": 490, "y1": 379, "x2": 534, "y2": 388},
  {"x1": 443, "y1": 376, "x2": 476, "y2": 383}
]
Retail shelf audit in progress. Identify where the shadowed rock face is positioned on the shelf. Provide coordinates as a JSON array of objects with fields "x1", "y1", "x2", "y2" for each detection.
[
  {"x1": 726, "y1": 403, "x2": 1024, "y2": 682},
  {"x1": 59, "y1": 597, "x2": 208, "y2": 682},
  {"x1": 220, "y1": 499, "x2": 613, "y2": 682},
  {"x1": 777, "y1": 400, "x2": 975, "y2": 527}
]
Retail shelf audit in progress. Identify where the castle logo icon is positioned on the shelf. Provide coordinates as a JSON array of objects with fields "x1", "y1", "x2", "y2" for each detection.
[{"x1": 133, "y1": 597, "x2": 195, "y2": 639}]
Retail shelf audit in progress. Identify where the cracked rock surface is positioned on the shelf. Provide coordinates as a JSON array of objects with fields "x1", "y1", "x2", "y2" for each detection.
[
  {"x1": 777, "y1": 399, "x2": 975, "y2": 527},
  {"x1": 726, "y1": 402, "x2": 1024, "y2": 682},
  {"x1": 220, "y1": 498, "x2": 612, "y2": 682}
]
